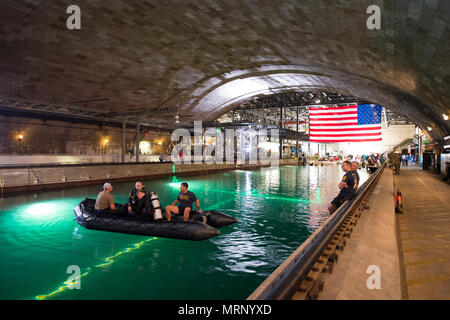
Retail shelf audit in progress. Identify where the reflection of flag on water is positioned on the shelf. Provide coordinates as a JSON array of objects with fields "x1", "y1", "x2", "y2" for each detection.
[{"x1": 308, "y1": 104, "x2": 382, "y2": 142}]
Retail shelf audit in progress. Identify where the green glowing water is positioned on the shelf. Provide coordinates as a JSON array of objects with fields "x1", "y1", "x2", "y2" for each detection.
[{"x1": 0, "y1": 166, "x2": 368, "y2": 299}]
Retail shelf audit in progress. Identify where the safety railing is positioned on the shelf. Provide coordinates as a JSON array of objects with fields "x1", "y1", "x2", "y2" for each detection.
[{"x1": 248, "y1": 162, "x2": 386, "y2": 300}]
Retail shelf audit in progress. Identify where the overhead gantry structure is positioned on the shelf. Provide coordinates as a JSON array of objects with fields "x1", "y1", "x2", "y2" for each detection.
[{"x1": 0, "y1": 1, "x2": 448, "y2": 143}]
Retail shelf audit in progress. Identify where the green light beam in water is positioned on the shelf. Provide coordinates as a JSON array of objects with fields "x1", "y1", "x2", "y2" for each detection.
[
  {"x1": 169, "y1": 176, "x2": 181, "y2": 187},
  {"x1": 35, "y1": 237, "x2": 158, "y2": 300},
  {"x1": 210, "y1": 189, "x2": 311, "y2": 204}
]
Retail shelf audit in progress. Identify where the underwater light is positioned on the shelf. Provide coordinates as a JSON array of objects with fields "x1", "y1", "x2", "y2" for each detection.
[{"x1": 25, "y1": 202, "x2": 58, "y2": 217}]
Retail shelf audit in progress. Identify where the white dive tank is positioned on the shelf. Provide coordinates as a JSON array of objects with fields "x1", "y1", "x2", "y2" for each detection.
[{"x1": 150, "y1": 192, "x2": 163, "y2": 220}]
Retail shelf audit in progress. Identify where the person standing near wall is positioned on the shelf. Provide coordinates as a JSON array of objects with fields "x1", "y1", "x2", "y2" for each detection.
[{"x1": 389, "y1": 150, "x2": 401, "y2": 175}]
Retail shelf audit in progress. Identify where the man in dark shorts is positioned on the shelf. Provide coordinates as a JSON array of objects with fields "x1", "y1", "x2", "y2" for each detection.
[
  {"x1": 165, "y1": 182, "x2": 201, "y2": 222},
  {"x1": 328, "y1": 161, "x2": 356, "y2": 214}
]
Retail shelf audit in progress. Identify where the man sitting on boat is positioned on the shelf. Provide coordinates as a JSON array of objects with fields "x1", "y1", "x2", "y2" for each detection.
[
  {"x1": 95, "y1": 182, "x2": 117, "y2": 214},
  {"x1": 128, "y1": 181, "x2": 152, "y2": 217},
  {"x1": 165, "y1": 182, "x2": 202, "y2": 222}
]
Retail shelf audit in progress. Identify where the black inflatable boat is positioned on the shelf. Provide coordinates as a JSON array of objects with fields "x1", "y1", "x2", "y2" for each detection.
[{"x1": 74, "y1": 198, "x2": 237, "y2": 241}]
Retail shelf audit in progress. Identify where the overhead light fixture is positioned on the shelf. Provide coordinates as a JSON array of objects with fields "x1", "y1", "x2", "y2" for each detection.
[
  {"x1": 102, "y1": 138, "x2": 110, "y2": 146},
  {"x1": 175, "y1": 114, "x2": 180, "y2": 124},
  {"x1": 427, "y1": 126, "x2": 432, "y2": 131},
  {"x1": 444, "y1": 114, "x2": 449, "y2": 120}
]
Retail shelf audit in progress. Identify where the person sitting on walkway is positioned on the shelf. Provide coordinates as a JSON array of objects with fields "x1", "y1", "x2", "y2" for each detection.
[
  {"x1": 351, "y1": 161, "x2": 360, "y2": 190},
  {"x1": 95, "y1": 182, "x2": 117, "y2": 214},
  {"x1": 328, "y1": 161, "x2": 355, "y2": 214},
  {"x1": 128, "y1": 181, "x2": 152, "y2": 216},
  {"x1": 165, "y1": 182, "x2": 201, "y2": 222}
]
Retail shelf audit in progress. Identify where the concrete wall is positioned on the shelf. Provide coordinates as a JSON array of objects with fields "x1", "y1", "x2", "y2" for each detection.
[
  {"x1": 0, "y1": 154, "x2": 164, "y2": 166},
  {"x1": 0, "y1": 158, "x2": 297, "y2": 194},
  {"x1": 0, "y1": 115, "x2": 172, "y2": 155}
]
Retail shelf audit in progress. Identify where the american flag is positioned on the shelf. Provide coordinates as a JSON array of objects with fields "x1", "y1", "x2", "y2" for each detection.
[{"x1": 308, "y1": 104, "x2": 382, "y2": 142}]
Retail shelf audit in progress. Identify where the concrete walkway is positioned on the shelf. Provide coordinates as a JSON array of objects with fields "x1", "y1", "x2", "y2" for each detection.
[
  {"x1": 319, "y1": 168, "x2": 402, "y2": 299},
  {"x1": 396, "y1": 168, "x2": 450, "y2": 300}
]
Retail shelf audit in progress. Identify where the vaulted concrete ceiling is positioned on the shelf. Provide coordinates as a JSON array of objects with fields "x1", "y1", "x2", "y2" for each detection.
[{"x1": 0, "y1": 0, "x2": 449, "y2": 140}]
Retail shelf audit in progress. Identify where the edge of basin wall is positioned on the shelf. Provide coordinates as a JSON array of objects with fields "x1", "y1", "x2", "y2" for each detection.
[{"x1": 1, "y1": 162, "x2": 283, "y2": 197}]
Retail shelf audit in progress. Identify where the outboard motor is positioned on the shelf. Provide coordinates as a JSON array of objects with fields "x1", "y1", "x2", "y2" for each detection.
[{"x1": 150, "y1": 192, "x2": 163, "y2": 220}]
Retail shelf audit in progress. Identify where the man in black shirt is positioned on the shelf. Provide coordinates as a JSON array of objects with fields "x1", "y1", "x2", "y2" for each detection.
[
  {"x1": 351, "y1": 161, "x2": 360, "y2": 190},
  {"x1": 328, "y1": 161, "x2": 355, "y2": 214},
  {"x1": 165, "y1": 182, "x2": 201, "y2": 221}
]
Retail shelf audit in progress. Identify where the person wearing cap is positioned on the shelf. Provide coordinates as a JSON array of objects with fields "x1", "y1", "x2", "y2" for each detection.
[
  {"x1": 389, "y1": 149, "x2": 401, "y2": 174},
  {"x1": 95, "y1": 182, "x2": 116, "y2": 214}
]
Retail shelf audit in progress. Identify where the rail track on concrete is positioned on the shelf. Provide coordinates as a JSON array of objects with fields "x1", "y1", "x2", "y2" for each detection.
[{"x1": 248, "y1": 162, "x2": 386, "y2": 300}]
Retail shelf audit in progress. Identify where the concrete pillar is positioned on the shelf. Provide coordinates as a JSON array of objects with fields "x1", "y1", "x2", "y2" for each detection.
[
  {"x1": 279, "y1": 106, "x2": 283, "y2": 158},
  {"x1": 122, "y1": 118, "x2": 126, "y2": 163},
  {"x1": 296, "y1": 106, "x2": 299, "y2": 157},
  {"x1": 136, "y1": 117, "x2": 140, "y2": 163}
]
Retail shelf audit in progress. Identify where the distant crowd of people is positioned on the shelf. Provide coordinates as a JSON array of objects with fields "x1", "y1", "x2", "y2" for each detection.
[{"x1": 400, "y1": 153, "x2": 420, "y2": 168}]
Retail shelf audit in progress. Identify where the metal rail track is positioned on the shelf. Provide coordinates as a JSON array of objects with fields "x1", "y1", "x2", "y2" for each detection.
[{"x1": 248, "y1": 163, "x2": 386, "y2": 300}]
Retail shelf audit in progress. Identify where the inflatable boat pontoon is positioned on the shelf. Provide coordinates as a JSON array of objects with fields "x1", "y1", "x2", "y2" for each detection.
[{"x1": 74, "y1": 198, "x2": 237, "y2": 241}]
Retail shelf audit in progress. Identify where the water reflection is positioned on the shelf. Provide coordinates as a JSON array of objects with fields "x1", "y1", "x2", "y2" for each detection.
[{"x1": 0, "y1": 165, "x2": 370, "y2": 300}]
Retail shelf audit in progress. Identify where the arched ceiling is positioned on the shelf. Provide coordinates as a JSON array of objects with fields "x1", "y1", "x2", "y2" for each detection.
[{"x1": 0, "y1": 0, "x2": 448, "y2": 140}]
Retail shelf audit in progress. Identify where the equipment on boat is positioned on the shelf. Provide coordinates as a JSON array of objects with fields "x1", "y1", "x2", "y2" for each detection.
[{"x1": 149, "y1": 192, "x2": 163, "y2": 220}]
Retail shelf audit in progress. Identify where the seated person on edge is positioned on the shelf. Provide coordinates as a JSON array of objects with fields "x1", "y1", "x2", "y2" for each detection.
[
  {"x1": 128, "y1": 181, "x2": 152, "y2": 217},
  {"x1": 165, "y1": 182, "x2": 201, "y2": 222},
  {"x1": 327, "y1": 161, "x2": 355, "y2": 214},
  {"x1": 95, "y1": 182, "x2": 116, "y2": 214},
  {"x1": 351, "y1": 161, "x2": 360, "y2": 190}
]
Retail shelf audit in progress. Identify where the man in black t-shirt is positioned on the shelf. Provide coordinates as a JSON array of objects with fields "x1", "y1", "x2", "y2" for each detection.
[
  {"x1": 165, "y1": 182, "x2": 201, "y2": 221},
  {"x1": 328, "y1": 161, "x2": 355, "y2": 214},
  {"x1": 351, "y1": 161, "x2": 360, "y2": 191}
]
